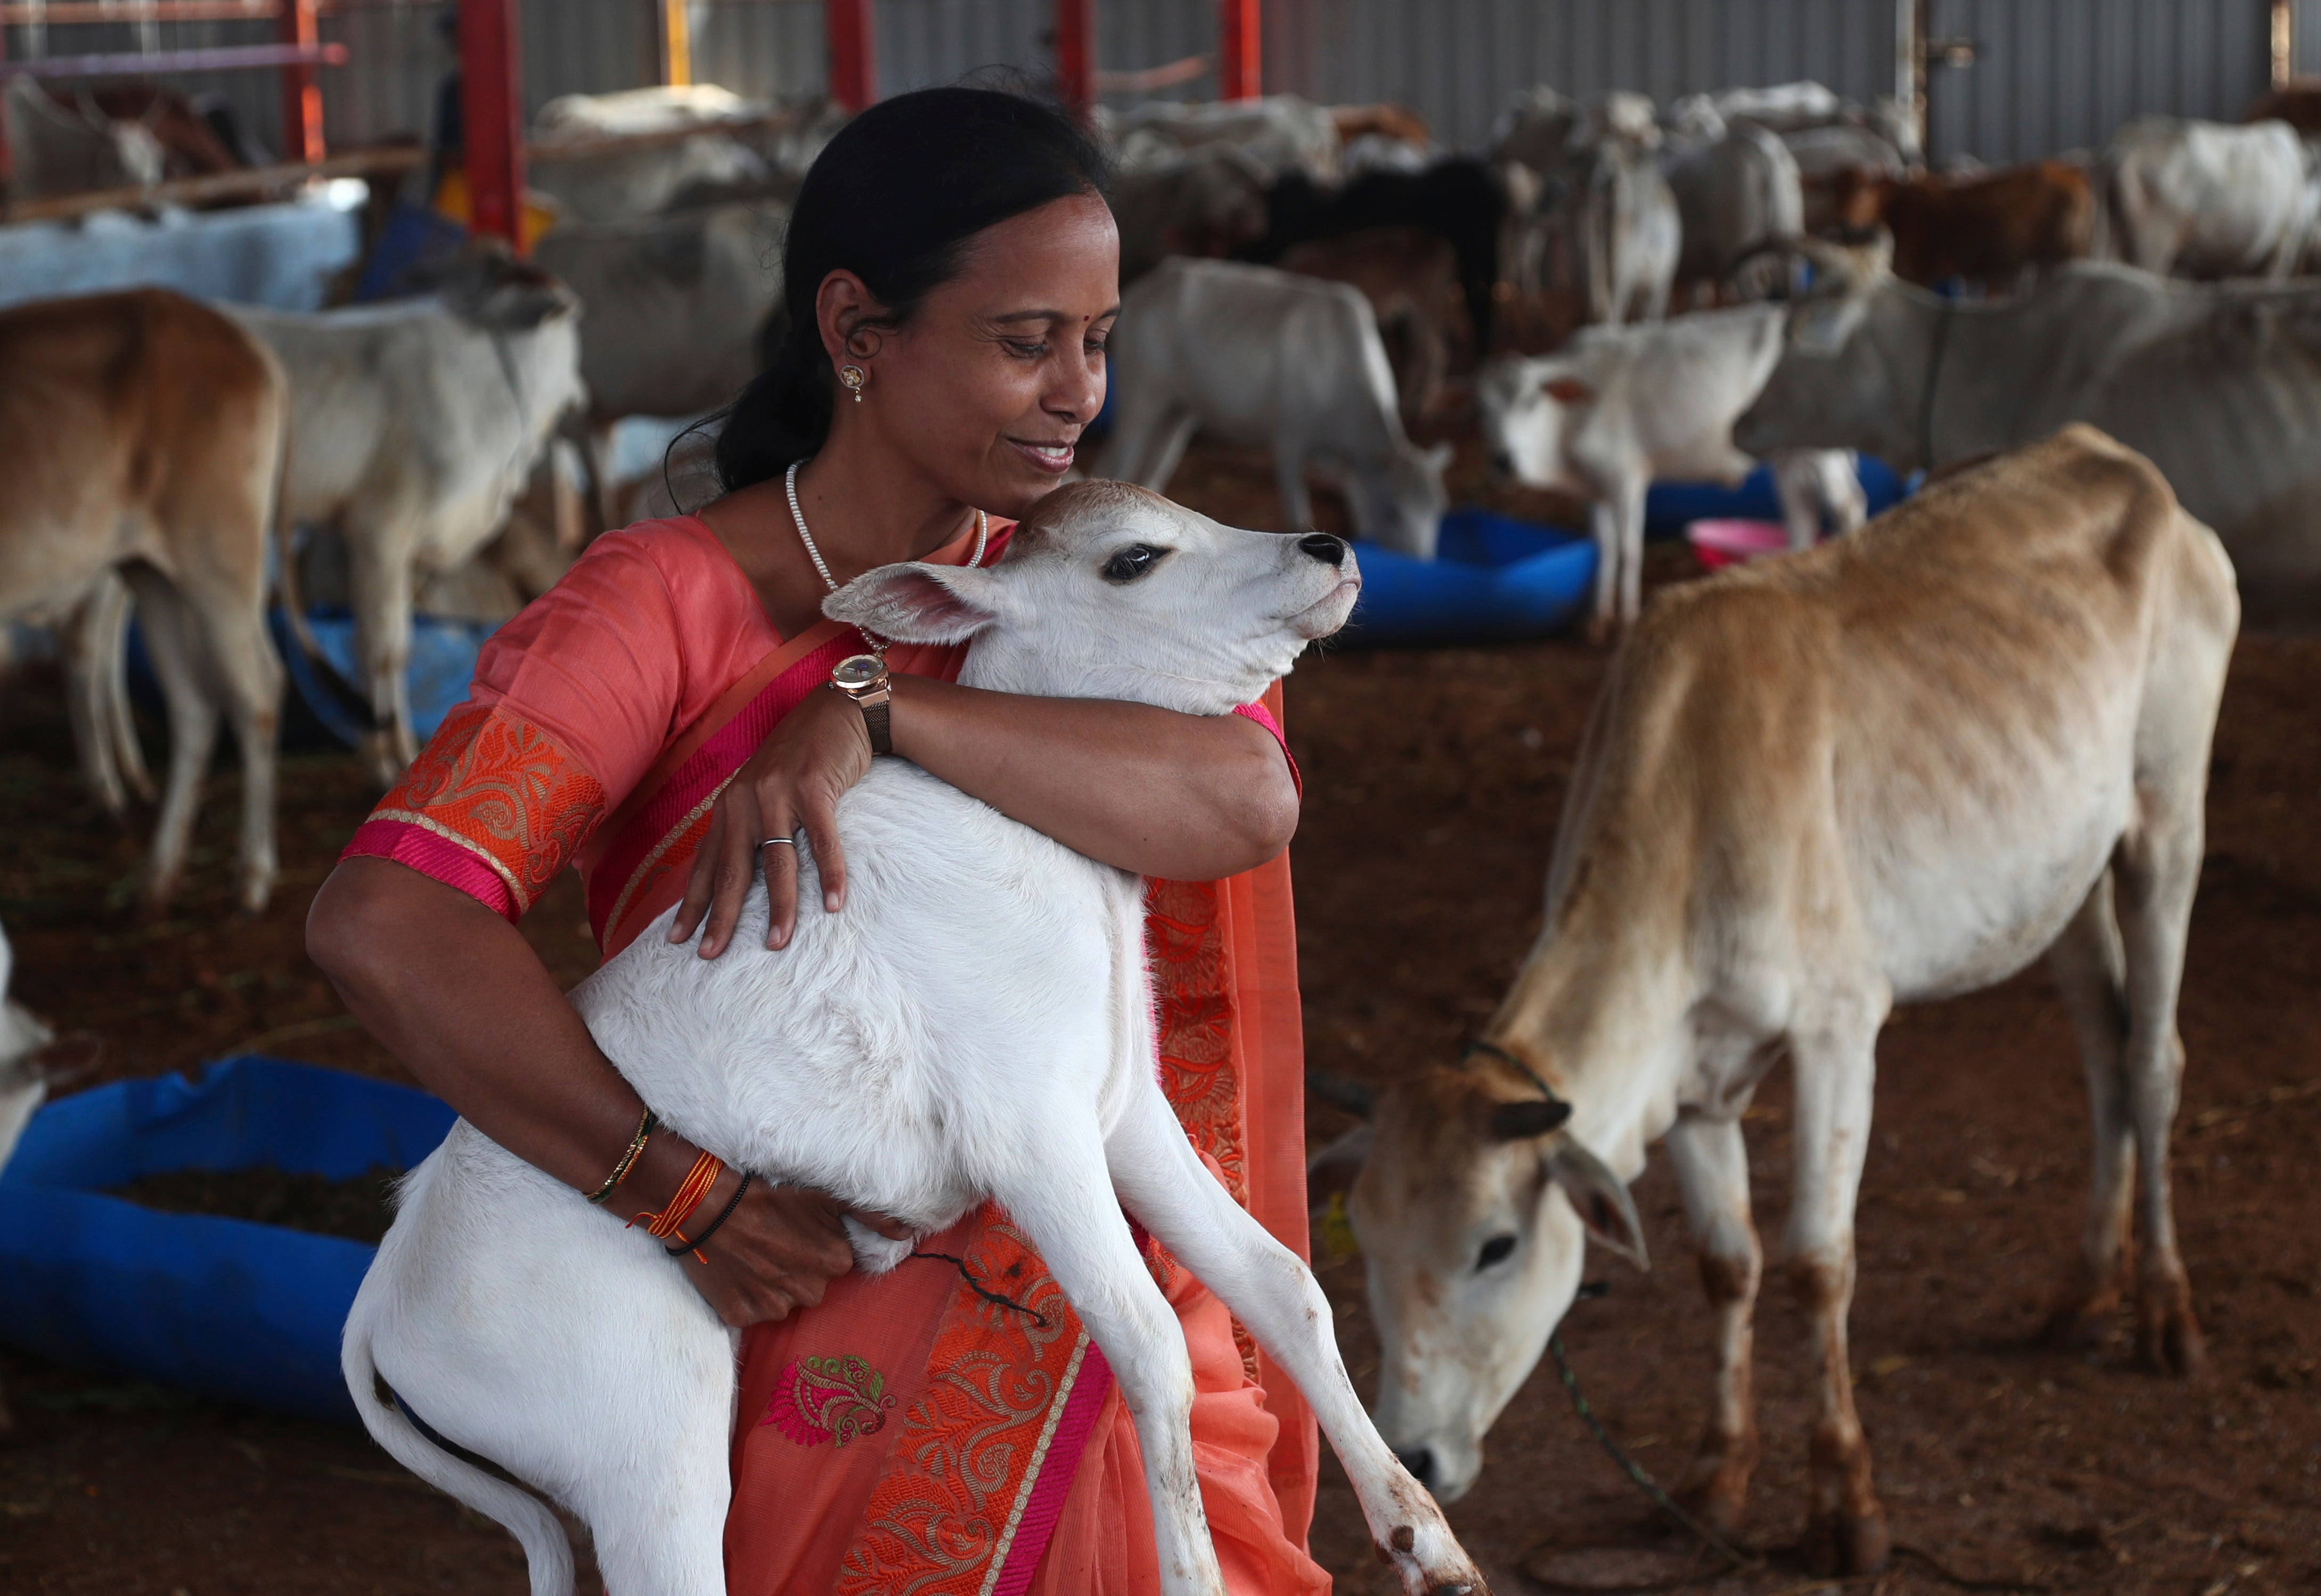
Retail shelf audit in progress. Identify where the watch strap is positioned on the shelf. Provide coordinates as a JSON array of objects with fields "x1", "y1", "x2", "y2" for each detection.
[{"x1": 861, "y1": 694, "x2": 892, "y2": 756}]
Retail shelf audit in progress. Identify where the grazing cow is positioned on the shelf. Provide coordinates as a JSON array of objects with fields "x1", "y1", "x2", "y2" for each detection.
[
  {"x1": 1478, "y1": 303, "x2": 1784, "y2": 633},
  {"x1": 342, "y1": 482, "x2": 1486, "y2": 1596},
  {"x1": 1101, "y1": 259, "x2": 1452, "y2": 556},
  {"x1": 1733, "y1": 244, "x2": 2321, "y2": 629},
  {"x1": 0, "y1": 289, "x2": 286, "y2": 910},
  {"x1": 532, "y1": 199, "x2": 788, "y2": 526},
  {"x1": 236, "y1": 252, "x2": 586, "y2": 781},
  {"x1": 1278, "y1": 225, "x2": 1461, "y2": 420},
  {"x1": 2095, "y1": 117, "x2": 2315, "y2": 280},
  {"x1": 1111, "y1": 144, "x2": 1273, "y2": 285},
  {"x1": 1320, "y1": 429, "x2": 2235, "y2": 1578},
  {"x1": 529, "y1": 85, "x2": 771, "y2": 224},
  {"x1": 1832, "y1": 160, "x2": 2094, "y2": 291},
  {"x1": 1771, "y1": 448, "x2": 1867, "y2": 549},
  {"x1": 1244, "y1": 157, "x2": 1509, "y2": 358},
  {"x1": 1664, "y1": 122, "x2": 1804, "y2": 301}
]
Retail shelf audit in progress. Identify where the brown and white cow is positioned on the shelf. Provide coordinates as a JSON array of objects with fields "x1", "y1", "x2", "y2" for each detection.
[
  {"x1": 1319, "y1": 427, "x2": 2236, "y2": 1575},
  {"x1": 1832, "y1": 159, "x2": 2095, "y2": 293},
  {"x1": 0, "y1": 288, "x2": 287, "y2": 911}
]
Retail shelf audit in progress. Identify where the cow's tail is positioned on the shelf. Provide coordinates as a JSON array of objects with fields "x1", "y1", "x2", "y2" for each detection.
[{"x1": 341, "y1": 1318, "x2": 575, "y2": 1596}]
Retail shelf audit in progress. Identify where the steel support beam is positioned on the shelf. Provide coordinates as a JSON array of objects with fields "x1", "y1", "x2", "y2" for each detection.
[
  {"x1": 1055, "y1": 0, "x2": 1093, "y2": 119},
  {"x1": 277, "y1": 0, "x2": 324, "y2": 164},
  {"x1": 663, "y1": 0, "x2": 692, "y2": 87},
  {"x1": 1217, "y1": 0, "x2": 1259, "y2": 101},
  {"x1": 827, "y1": 0, "x2": 875, "y2": 113},
  {"x1": 458, "y1": 0, "x2": 524, "y2": 248}
]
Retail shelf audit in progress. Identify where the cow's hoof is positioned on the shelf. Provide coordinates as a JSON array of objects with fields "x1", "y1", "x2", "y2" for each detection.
[
  {"x1": 1802, "y1": 1504, "x2": 1890, "y2": 1578},
  {"x1": 2136, "y1": 1281, "x2": 2206, "y2": 1378},
  {"x1": 1677, "y1": 1446, "x2": 1754, "y2": 1535}
]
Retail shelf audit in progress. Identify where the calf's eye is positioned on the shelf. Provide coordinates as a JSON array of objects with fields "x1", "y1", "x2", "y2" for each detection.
[
  {"x1": 1102, "y1": 544, "x2": 1165, "y2": 583},
  {"x1": 1476, "y1": 1234, "x2": 1517, "y2": 1271}
]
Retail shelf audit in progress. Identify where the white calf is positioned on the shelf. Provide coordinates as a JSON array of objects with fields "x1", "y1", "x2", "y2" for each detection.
[
  {"x1": 238, "y1": 251, "x2": 586, "y2": 782},
  {"x1": 1477, "y1": 302, "x2": 1785, "y2": 635},
  {"x1": 343, "y1": 481, "x2": 1484, "y2": 1596},
  {"x1": 1099, "y1": 258, "x2": 1452, "y2": 558},
  {"x1": 1324, "y1": 428, "x2": 2235, "y2": 1576}
]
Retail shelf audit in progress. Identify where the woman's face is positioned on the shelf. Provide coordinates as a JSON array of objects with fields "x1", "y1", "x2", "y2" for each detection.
[{"x1": 823, "y1": 192, "x2": 1119, "y2": 521}]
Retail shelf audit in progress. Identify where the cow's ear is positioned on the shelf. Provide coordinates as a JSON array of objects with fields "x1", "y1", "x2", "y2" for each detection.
[
  {"x1": 1548, "y1": 1138, "x2": 1648, "y2": 1271},
  {"x1": 823, "y1": 562, "x2": 1012, "y2": 644},
  {"x1": 1306, "y1": 1123, "x2": 1374, "y2": 1219},
  {"x1": 1543, "y1": 376, "x2": 1596, "y2": 406}
]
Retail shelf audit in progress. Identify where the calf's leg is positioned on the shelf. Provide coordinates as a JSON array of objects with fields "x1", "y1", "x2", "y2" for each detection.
[
  {"x1": 2042, "y1": 871, "x2": 2137, "y2": 1351},
  {"x1": 1105, "y1": 1083, "x2": 1483, "y2": 1596},
  {"x1": 1665, "y1": 1110, "x2": 1762, "y2": 1533},
  {"x1": 347, "y1": 522, "x2": 420, "y2": 784},
  {"x1": 120, "y1": 568, "x2": 217, "y2": 910},
  {"x1": 989, "y1": 1108, "x2": 1227, "y2": 1596},
  {"x1": 1784, "y1": 1000, "x2": 1889, "y2": 1576},
  {"x1": 170, "y1": 555, "x2": 282, "y2": 913}
]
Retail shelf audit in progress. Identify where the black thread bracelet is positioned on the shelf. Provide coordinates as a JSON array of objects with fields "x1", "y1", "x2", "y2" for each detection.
[{"x1": 669, "y1": 1170, "x2": 753, "y2": 1258}]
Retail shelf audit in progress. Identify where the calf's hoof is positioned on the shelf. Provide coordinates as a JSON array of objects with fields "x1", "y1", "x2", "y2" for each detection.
[
  {"x1": 2136, "y1": 1282, "x2": 2206, "y2": 1379},
  {"x1": 1675, "y1": 1461, "x2": 1752, "y2": 1536},
  {"x1": 1375, "y1": 1514, "x2": 1490, "y2": 1596},
  {"x1": 2037, "y1": 1290, "x2": 2121, "y2": 1353},
  {"x1": 1802, "y1": 1502, "x2": 1890, "y2": 1578}
]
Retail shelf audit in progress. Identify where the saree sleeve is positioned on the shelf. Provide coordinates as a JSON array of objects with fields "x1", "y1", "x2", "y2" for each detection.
[{"x1": 340, "y1": 531, "x2": 691, "y2": 921}]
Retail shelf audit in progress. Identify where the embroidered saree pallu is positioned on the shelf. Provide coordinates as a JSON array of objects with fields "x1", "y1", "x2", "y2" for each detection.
[{"x1": 344, "y1": 514, "x2": 1326, "y2": 1595}]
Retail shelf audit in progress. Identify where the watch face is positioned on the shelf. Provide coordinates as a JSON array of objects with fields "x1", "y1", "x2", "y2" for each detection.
[{"x1": 832, "y1": 654, "x2": 884, "y2": 689}]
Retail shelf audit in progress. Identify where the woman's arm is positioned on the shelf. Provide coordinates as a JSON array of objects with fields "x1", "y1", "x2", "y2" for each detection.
[
  {"x1": 308, "y1": 857, "x2": 899, "y2": 1324},
  {"x1": 671, "y1": 680, "x2": 1300, "y2": 956}
]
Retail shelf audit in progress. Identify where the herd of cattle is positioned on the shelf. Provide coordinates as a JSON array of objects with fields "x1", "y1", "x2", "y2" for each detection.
[{"x1": 0, "y1": 68, "x2": 2315, "y2": 1575}]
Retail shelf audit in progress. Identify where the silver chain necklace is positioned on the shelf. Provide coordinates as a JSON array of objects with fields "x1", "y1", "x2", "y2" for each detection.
[{"x1": 786, "y1": 459, "x2": 988, "y2": 653}]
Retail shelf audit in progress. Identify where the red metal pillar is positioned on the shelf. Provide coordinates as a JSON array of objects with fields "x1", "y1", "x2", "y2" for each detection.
[
  {"x1": 459, "y1": 0, "x2": 525, "y2": 248},
  {"x1": 826, "y1": 0, "x2": 876, "y2": 113},
  {"x1": 1055, "y1": 0, "x2": 1094, "y2": 119},
  {"x1": 277, "y1": 0, "x2": 325, "y2": 163},
  {"x1": 0, "y1": 22, "x2": 13, "y2": 201},
  {"x1": 1217, "y1": 0, "x2": 1260, "y2": 101}
]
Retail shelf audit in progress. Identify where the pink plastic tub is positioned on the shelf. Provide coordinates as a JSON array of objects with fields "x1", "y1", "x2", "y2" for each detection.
[{"x1": 1685, "y1": 517, "x2": 1792, "y2": 570}]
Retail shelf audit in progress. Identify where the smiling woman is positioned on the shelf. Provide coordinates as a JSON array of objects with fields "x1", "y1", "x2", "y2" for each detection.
[{"x1": 306, "y1": 86, "x2": 1325, "y2": 1596}]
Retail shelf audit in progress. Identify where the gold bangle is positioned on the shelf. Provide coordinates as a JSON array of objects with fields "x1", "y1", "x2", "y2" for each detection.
[{"x1": 586, "y1": 1108, "x2": 657, "y2": 1204}]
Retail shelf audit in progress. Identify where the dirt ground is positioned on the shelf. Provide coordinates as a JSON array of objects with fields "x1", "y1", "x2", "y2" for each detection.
[{"x1": 1, "y1": 439, "x2": 2316, "y2": 1595}]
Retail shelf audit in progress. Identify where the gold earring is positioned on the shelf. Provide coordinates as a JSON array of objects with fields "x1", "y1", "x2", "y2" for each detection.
[{"x1": 839, "y1": 364, "x2": 867, "y2": 403}]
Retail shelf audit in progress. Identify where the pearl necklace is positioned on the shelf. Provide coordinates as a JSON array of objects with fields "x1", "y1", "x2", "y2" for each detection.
[{"x1": 785, "y1": 459, "x2": 989, "y2": 654}]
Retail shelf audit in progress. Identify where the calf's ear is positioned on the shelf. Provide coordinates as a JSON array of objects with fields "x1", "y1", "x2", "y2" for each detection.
[
  {"x1": 1306, "y1": 1123, "x2": 1374, "y2": 1218},
  {"x1": 824, "y1": 562, "x2": 1011, "y2": 645},
  {"x1": 1548, "y1": 1138, "x2": 1648, "y2": 1271},
  {"x1": 1543, "y1": 376, "x2": 1595, "y2": 406}
]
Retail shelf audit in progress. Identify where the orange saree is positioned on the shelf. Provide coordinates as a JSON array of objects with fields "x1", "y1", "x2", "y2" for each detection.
[{"x1": 342, "y1": 513, "x2": 1327, "y2": 1594}]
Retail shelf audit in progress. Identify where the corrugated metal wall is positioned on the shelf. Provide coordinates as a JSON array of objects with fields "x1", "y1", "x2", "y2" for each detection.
[
  {"x1": 0, "y1": 0, "x2": 2292, "y2": 173},
  {"x1": 1922, "y1": 0, "x2": 2273, "y2": 165},
  {"x1": 2295, "y1": 0, "x2": 2321, "y2": 77}
]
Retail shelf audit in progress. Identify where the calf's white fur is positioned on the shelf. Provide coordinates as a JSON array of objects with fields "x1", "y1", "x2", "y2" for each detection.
[{"x1": 342, "y1": 481, "x2": 1484, "y2": 1596}]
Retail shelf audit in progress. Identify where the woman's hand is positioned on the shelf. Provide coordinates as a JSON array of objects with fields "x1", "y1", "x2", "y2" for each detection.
[
  {"x1": 671, "y1": 684, "x2": 872, "y2": 957},
  {"x1": 676, "y1": 1171, "x2": 911, "y2": 1327}
]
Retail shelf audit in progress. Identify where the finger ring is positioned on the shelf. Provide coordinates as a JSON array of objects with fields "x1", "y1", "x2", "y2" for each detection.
[{"x1": 758, "y1": 837, "x2": 797, "y2": 849}]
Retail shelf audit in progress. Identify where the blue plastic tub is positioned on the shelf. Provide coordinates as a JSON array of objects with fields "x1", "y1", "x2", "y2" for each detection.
[
  {"x1": 0, "y1": 1058, "x2": 455, "y2": 1422},
  {"x1": 1338, "y1": 508, "x2": 1597, "y2": 647},
  {"x1": 1645, "y1": 455, "x2": 1907, "y2": 537},
  {"x1": 272, "y1": 608, "x2": 497, "y2": 753}
]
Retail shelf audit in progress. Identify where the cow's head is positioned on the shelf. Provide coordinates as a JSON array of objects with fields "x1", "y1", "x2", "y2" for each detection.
[
  {"x1": 1313, "y1": 1058, "x2": 1645, "y2": 1502},
  {"x1": 1475, "y1": 355, "x2": 1596, "y2": 495},
  {"x1": 1338, "y1": 441, "x2": 1452, "y2": 560},
  {"x1": 1732, "y1": 232, "x2": 1910, "y2": 464},
  {"x1": 823, "y1": 479, "x2": 1359, "y2": 713}
]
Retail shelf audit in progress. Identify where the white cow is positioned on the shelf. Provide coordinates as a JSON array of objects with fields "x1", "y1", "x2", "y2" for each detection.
[
  {"x1": 1732, "y1": 243, "x2": 2321, "y2": 628},
  {"x1": 529, "y1": 85, "x2": 772, "y2": 224},
  {"x1": 1566, "y1": 134, "x2": 1681, "y2": 324},
  {"x1": 340, "y1": 481, "x2": 1484, "y2": 1596},
  {"x1": 2096, "y1": 117, "x2": 2317, "y2": 279},
  {"x1": 532, "y1": 200, "x2": 788, "y2": 527},
  {"x1": 1105, "y1": 94, "x2": 1342, "y2": 185},
  {"x1": 1320, "y1": 428, "x2": 2236, "y2": 1578},
  {"x1": 1477, "y1": 302, "x2": 1784, "y2": 634},
  {"x1": 1100, "y1": 259, "x2": 1452, "y2": 557},
  {"x1": 1664, "y1": 121, "x2": 1804, "y2": 300},
  {"x1": 236, "y1": 252, "x2": 586, "y2": 781},
  {"x1": 1771, "y1": 447, "x2": 1867, "y2": 549}
]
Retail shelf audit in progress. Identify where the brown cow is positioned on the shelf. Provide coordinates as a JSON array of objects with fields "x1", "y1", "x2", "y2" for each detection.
[
  {"x1": 0, "y1": 289, "x2": 286, "y2": 911},
  {"x1": 1278, "y1": 224, "x2": 1462, "y2": 419},
  {"x1": 2244, "y1": 82, "x2": 2321, "y2": 137},
  {"x1": 1832, "y1": 159, "x2": 2094, "y2": 292}
]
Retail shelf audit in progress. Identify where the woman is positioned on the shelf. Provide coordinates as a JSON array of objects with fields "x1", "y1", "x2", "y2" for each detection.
[{"x1": 308, "y1": 88, "x2": 1329, "y2": 1595}]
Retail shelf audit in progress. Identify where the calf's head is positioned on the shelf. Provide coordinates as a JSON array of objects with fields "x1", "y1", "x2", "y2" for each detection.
[
  {"x1": 1314, "y1": 1062, "x2": 1645, "y2": 1502},
  {"x1": 1344, "y1": 440, "x2": 1452, "y2": 559},
  {"x1": 1476, "y1": 355, "x2": 1596, "y2": 495},
  {"x1": 822, "y1": 479, "x2": 1359, "y2": 711}
]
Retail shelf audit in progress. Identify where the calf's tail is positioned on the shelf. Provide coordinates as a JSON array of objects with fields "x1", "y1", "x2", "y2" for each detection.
[{"x1": 341, "y1": 1318, "x2": 576, "y2": 1596}]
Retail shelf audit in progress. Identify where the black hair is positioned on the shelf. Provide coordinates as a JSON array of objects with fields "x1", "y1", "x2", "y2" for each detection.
[{"x1": 705, "y1": 86, "x2": 1111, "y2": 494}]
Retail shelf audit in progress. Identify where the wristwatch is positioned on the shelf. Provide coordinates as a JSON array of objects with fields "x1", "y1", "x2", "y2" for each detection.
[{"x1": 830, "y1": 653, "x2": 893, "y2": 755}]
